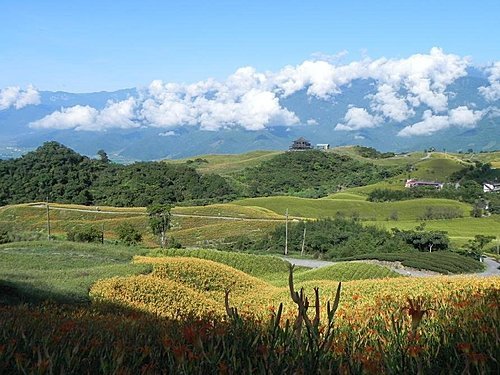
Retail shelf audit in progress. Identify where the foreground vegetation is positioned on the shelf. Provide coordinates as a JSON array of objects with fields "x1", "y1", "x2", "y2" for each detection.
[{"x1": 1, "y1": 247, "x2": 498, "y2": 373}]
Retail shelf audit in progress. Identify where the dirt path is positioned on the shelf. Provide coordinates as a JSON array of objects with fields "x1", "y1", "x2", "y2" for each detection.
[{"x1": 30, "y1": 204, "x2": 285, "y2": 222}]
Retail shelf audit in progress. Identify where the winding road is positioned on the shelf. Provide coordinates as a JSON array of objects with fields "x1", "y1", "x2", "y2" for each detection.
[{"x1": 282, "y1": 256, "x2": 500, "y2": 277}]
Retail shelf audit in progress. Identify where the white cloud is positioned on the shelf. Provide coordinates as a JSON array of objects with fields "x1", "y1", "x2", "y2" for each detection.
[
  {"x1": 28, "y1": 48, "x2": 482, "y2": 133},
  {"x1": 0, "y1": 85, "x2": 40, "y2": 110},
  {"x1": 139, "y1": 79, "x2": 298, "y2": 131},
  {"x1": 398, "y1": 106, "x2": 484, "y2": 137},
  {"x1": 369, "y1": 84, "x2": 415, "y2": 122},
  {"x1": 306, "y1": 119, "x2": 318, "y2": 125},
  {"x1": 335, "y1": 107, "x2": 383, "y2": 131},
  {"x1": 448, "y1": 106, "x2": 484, "y2": 126},
  {"x1": 479, "y1": 62, "x2": 500, "y2": 101},
  {"x1": 30, "y1": 97, "x2": 138, "y2": 131}
]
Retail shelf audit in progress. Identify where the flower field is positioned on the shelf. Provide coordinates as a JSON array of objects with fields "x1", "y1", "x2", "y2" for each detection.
[{"x1": 1, "y1": 253, "x2": 499, "y2": 373}]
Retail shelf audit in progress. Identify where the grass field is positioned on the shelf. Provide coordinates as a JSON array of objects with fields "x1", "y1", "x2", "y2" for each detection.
[
  {"x1": 163, "y1": 150, "x2": 282, "y2": 176},
  {"x1": 233, "y1": 196, "x2": 472, "y2": 221},
  {"x1": 2, "y1": 195, "x2": 498, "y2": 248},
  {"x1": 0, "y1": 241, "x2": 150, "y2": 304}
]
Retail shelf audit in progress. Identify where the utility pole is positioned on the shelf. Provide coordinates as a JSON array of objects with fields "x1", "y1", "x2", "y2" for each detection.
[
  {"x1": 301, "y1": 222, "x2": 307, "y2": 256},
  {"x1": 46, "y1": 196, "x2": 51, "y2": 241},
  {"x1": 284, "y1": 208, "x2": 288, "y2": 255}
]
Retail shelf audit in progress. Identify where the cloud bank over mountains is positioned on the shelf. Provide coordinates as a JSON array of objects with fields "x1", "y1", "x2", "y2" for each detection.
[
  {"x1": 4, "y1": 48, "x2": 500, "y2": 138},
  {"x1": 0, "y1": 85, "x2": 40, "y2": 110}
]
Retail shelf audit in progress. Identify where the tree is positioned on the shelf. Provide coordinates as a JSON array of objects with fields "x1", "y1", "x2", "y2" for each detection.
[
  {"x1": 393, "y1": 227, "x2": 449, "y2": 252},
  {"x1": 116, "y1": 222, "x2": 142, "y2": 246},
  {"x1": 97, "y1": 149, "x2": 110, "y2": 163},
  {"x1": 148, "y1": 204, "x2": 172, "y2": 248},
  {"x1": 467, "y1": 235, "x2": 496, "y2": 253}
]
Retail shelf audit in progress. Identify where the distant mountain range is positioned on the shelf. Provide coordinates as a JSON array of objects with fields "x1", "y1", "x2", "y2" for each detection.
[{"x1": 1, "y1": 55, "x2": 499, "y2": 161}]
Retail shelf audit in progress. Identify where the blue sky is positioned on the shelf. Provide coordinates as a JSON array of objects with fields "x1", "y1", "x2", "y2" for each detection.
[{"x1": 1, "y1": 0, "x2": 499, "y2": 92}]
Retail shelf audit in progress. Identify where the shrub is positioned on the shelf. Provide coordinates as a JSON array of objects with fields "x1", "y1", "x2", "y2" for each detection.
[
  {"x1": 0, "y1": 225, "x2": 11, "y2": 244},
  {"x1": 418, "y1": 206, "x2": 463, "y2": 220},
  {"x1": 67, "y1": 225, "x2": 102, "y2": 243},
  {"x1": 115, "y1": 222, "x2": 142, "y2": 246}
]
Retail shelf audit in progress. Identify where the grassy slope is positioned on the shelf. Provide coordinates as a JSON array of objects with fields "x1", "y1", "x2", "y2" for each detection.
[
  {"x1": 163, "y1": 150, "x2": 282, "y2": 176},
  {"x1": 233, "y1": 196, "x2": 472, "y2": 221},
  {"x1": 0, "y1": 241, "x2": 149, "y2": 304},
  {"x1": 2, "y1": 197, "x2": 498, "y2": 247},
  {"x1": 0, "y1": 241, "x2": 404, "y2": 306}
]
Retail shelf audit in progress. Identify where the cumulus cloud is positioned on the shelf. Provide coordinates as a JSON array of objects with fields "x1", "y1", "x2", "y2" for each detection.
[
  {"x1": 479, "y1": 62, "x2": 500, "y2": 102},
  {"x1": 28, "y1": 48, "x2": 482, "y2": 133},
  {"x1": 398, "y1": 106, "x2": 484, "y2": 137},
  {"x1": 335, "y1": 107, "x2": 383, "y2": 131},
  {"x1": 273, "y1": 47, "x2": 468, "y2": 111},
  {"x1": 139, "y1": 77, "x2": 298, "y2": 131},
  {"x1": 30, "y1": 97, "x2": 138, "y2": 131},
  {"x1": 369, "y1": 84, "x2": 415, "y2": 122},
  {"x1": 0, "y1": 85, "x2": 40, "y2": 110}
]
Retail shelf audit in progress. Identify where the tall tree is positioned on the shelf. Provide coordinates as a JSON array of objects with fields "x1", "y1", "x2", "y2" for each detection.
[{"x1": 147, "y1": 204, "x2": 172, "y2": 248}]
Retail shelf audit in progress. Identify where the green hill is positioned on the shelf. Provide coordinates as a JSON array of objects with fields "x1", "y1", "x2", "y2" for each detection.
[
  {"x1": 163, "y1": 150, "x2": 282, "y2": 176},
  {"x1": 233, "y1": 196, "x2": 471, "y2": 221}
]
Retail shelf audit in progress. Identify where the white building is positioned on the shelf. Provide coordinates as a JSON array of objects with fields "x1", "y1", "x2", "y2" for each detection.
[
  {"x1": 316, "y1": 143, "x2": 330, "y2": 150},
  {"x1": 483, "y1": 182, "x2": 500, "y2": 193}
]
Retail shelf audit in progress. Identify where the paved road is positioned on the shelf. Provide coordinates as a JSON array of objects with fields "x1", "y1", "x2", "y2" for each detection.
[
  {"x1": 481, "y1": 256, "x2": 500, "y2": 276},
  {"x1": 282, "y1": 256, "x2": 500, "y2": 277}
]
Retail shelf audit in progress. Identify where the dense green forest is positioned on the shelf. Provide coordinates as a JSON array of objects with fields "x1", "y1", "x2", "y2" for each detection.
[
  {"x1": 240, "y1": 150, "x2": 403, "y2": 197},
  {"x1": 0, "y1": 142, "x2": 236, "y2": 206},
  {"x1": 221, "y1": 217, "x2": 460, "y2": 259},
  {"x1": 0, "y1": 143, "x2": 405, "y2": 206}
]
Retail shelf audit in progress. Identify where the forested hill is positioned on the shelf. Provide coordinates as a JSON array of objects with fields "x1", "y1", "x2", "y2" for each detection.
[
  {"x1": 241, "y1": 150, "x2": 403, "y2": 197},
  {"x1": 0, "y1": 142, "x2": 236, "y2": 207}
]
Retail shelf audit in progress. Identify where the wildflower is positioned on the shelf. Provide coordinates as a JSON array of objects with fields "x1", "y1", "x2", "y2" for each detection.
[
  {"x1": 408, "y1": 345, "x2": 423, "y2": 358},
  {"x1": 456, "y1": 342, "x2": 472, "y2": 354},
  {"x1": 467, "y1": 352, "x2": 488, "y2": 365}
]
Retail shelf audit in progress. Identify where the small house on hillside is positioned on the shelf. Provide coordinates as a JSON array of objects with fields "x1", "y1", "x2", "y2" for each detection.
[
  {"x1": 483, "y1": 182, "x2": 500, "y2": 193},
  {"x1": 289, "y1": 137, "x2": 312, "y2": 151},
  {"x1": 405, "y1": 179, "x2": 444, "y2": 190},
  {"x1": 316, "y1": 143, "x2": 330, "y2": 150}
]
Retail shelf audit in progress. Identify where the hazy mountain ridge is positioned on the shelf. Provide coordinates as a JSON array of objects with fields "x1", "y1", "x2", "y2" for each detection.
[{"x1": 0, "y1": 74, "x2": 498, "y2": 161}]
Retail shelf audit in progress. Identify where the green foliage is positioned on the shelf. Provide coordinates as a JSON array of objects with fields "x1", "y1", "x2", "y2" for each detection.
[
  {"x1": 368, "y1": 181, "x2": 484, "y2": 204},
  {"x1": 0, "y1": 142, "x2": 236, "y2": 207},
  {"x1": 261, "y1": 218, "x2": 413, "y2": 258},
  {"x1": 0, "y1": 141, "x2": 98, "y2": 206},
  {"x1": 417, "y1": 206, "x2": 463, "y2": 220},
  {"x1": 96, "y1": 149, "x2": 110, "y2": 163},
  {"x1": 450, "y1": 161, "x2": 500, "y2": 184},
  {"x1": 66, "y1": 225, "x2": 103, "y2": 243},
  {"x1": 92, "y1": 162, "x2": 236, "y2": 207},
  {"x1": 392, "y1": 225, "x2": 449, "y2": 252},
  {"x1": 241, "y1": 150, "x2": 403, "y2": 197},
  {"x1": 354, "y1": 145, "x2": 395, "y2": 159},
  {"x1": 147, "y1": 204, "x2": 172, "y2": 248},
  {"x1": 465, "y1": 235, "x2": 496, "y2": 254},
  {"x1": 0, "y1": 225, "x2": 10, "y2": 244},
  {"x1": 115, "y1": 222, "x2": 142, "y2": 246},
  {"x1": 341, "y1": 251, "x2": 484, "y2": 274}
]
